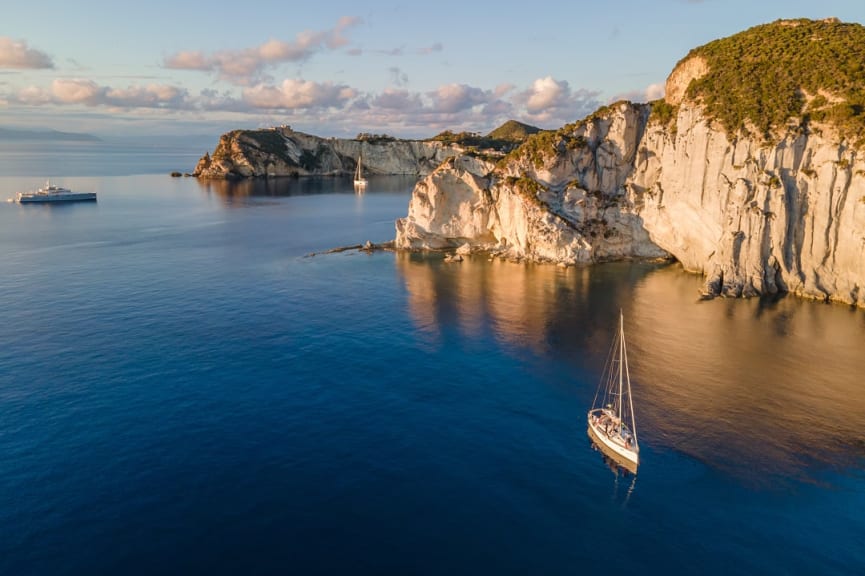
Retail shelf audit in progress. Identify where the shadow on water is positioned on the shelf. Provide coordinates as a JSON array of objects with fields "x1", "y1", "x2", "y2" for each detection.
[{"x1": 394, "y1": 253, "x2": 865, "y2": 486}]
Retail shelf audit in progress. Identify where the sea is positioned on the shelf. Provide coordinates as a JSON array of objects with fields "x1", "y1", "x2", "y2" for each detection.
[{"x1": 0, "y1": 140, "x2": 863, "y2": 575}]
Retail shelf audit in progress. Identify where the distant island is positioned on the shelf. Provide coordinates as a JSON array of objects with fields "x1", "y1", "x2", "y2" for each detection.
[
  {"x1": 191, "y1": 120, "x2": 544, "y2": 179},
  {"x1": 0, "y1": 127, "x2": 101, "y2": 142}
]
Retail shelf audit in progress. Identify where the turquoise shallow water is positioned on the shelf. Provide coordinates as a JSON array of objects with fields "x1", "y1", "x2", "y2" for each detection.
[{"x1": 0, "y1": 166, "x2": 863, "y2": 574}]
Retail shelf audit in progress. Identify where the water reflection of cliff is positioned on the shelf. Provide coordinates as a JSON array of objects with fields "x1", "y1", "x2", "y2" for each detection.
[
  {"x1": 196, "y1": 175, "x2": 418, "y2": 205},
  {"x1": 627, "y1": 265, "x2": 865, "y2": 483},
  {"x1": 394, "y1": 252, "x2": 653, "y2": 356},
  {"x1": 395, "y1": 255, "x2": 865, "y2": 483}
]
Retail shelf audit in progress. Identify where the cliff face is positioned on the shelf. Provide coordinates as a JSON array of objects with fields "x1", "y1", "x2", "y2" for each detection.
[
  {"x1": 194, "y1": 126, "x2": 458, "y2": 178},
  {"x1": 396, "y1": 105, "x2": 668, "y2": 264},
  {"x1": 395, "y1": 100, "x2": 865, "y2": 306},
  {"x1": 396, "y1": 18, "x2": 865, "y2": 307},
  {"x1": 634, "y1": 103, "x2": 865, "y2": 304}
]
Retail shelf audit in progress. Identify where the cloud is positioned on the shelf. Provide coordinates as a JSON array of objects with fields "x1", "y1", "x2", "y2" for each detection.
[
  {"x1": 388, "y1": 67, "x2": 408, "y2": 87},
  {"x1": 14, "y1": 78, "x2": 191, "y2": 109},
  {"x1": 241, "y1": 79, "x2": 356, "y2": 109},
  {"x1": 375, "y1": 47, "x2": 405, "y2": 57},
  {"x1": 3, "y1": 70, "x2": 607, "y2": 137},
  {"x1": 428, "y1": 83, "x2": 493, "y2": 114},
  {"x1": 514, "y1": 76, "x2": 602, "y2": 125},
  {"x1": 163, "y1": 17, "x2": 361, "y2": 85},
  {"x1": 0, "y1": 37, "x2": 54, "y2": 69},
  {"x1": 494, "y1": 83, "x2": 515, "y2": 98},
  {"x1": 610, "y1": 82, "x2": 666, "y2": 104},
  {"x1": 163, "y1": 51, "x2": 210, "y2": 71},
  {"x1": 371, "y1": 88, "x2": 423, "y2": 111},
  {"x1": 645, "y1": 82, "x2": 665, "y2": 100},
  {"x1": 418, "y1": 42, "x2": 443, "y2": 55},
  {"x1": 52, "y1": 78, "x2": 103, "y2": 104},
  {"x1": 15, "y1": 85, "x2": 53, "y2": 105}
]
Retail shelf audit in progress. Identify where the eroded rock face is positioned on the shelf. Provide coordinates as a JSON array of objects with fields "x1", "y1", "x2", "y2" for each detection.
[
  {"x1": 395, "y1": 101, "x2": 865, "y2": 307},
  {"x1": 664, "y1": 55, "x2": 708, "y2": 106},
  {"x1": 193, "y1": 127, "x2": 458, "y2": 178},
  {"x1": 396, "y1": 103, "x2": 670, "y2": 264},
  {"x1": 635, "y1": 103, "x2": 865, "y2": 305}
]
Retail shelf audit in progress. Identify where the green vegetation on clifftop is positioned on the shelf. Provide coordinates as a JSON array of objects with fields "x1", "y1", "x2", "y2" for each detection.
[
  {"x1": 681, "y1": 18, "x2": 865, "y2": 143},
  {"x1": 487, "y1": 120, "x2": 541, "y2": 141}
]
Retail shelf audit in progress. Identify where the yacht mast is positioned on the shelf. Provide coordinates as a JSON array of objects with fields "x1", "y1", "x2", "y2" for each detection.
[
  {"x1": 622, "y1": 312, "x2": 638, "y2": 448},
  {"x1": 618, "y1": 310, "x2": 624, "y2": 437}
]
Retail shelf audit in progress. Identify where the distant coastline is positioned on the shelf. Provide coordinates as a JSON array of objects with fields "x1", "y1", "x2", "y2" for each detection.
[{"x1": 0, "y1": 127, "x2": 101, "y2": 143}]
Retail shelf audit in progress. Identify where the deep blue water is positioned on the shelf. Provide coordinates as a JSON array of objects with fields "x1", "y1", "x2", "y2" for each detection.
[{"x1": 0, "y1": 153, "x2": 864, "y2": 575}]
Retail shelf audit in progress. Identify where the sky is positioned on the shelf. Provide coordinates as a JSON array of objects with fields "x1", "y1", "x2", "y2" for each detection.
[{"x1": 1, "y1": 0, "x2": 863, "y2": 141}]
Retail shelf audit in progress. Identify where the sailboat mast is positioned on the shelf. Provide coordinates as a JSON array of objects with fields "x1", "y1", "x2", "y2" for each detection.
[
  {"x1": 618, "y1": 310, "x2": 624, "y2": 437},
  {"x1": 622, "y1": 313, "x2": 638, "y2": 448}
]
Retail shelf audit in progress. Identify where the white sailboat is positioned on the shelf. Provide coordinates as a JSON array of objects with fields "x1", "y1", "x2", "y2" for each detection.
[
  {"x1": 353, "y1": 153, "x2": 368, "y2": 188},
  {"x1": 587, "y1": 311, "x2": 640, "y2": 473}
]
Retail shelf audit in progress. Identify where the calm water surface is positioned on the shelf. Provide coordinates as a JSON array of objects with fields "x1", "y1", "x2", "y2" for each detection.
[{"x1": 0, "y1": 161, "x2": 863, "y2": 574}]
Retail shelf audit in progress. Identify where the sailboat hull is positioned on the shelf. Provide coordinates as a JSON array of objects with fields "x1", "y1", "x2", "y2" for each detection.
[{"x1": 587, "y1": 411, "x2": 639, "y2": 474}]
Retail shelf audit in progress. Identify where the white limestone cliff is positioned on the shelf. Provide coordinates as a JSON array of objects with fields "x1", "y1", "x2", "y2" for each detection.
[
  {"x1": 634, "y1": 103, "x2": 865, "y2": 305},
  {"x1": 194, "y1": 126, "x2": 458, "y2": 178},
  {"x1": 396, "y1": 103, "x2": 670, "y2": 265},
  {"x1": 395, "y1": 100, "x2": 865, "y2": 307}
]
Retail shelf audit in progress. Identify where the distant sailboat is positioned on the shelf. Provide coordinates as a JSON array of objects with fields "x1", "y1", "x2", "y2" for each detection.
[
  {"x1": 587, "y1": 311, "x2": 640, "y2": 474},
  {"x1": 354, "y1": 153, "x2": 368, "y2": 188}
]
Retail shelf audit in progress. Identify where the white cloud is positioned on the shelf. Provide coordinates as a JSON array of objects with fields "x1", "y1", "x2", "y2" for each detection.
[
  {"x1": 610, "y1": 82, "x2": 666, "y2": 104},
  {"x1": 163, "y1": 51, "x2": 210, "y2": 71},
  {"x1": 3, "y1": 71, "x2": 608, "y2": 137},
  {"x1": 15, "y1": 85, "x2": 53, "y2": 105},
  {"x1": 428, "y1": 83, "x2": 493, "y2": 114},
  {"x1": 242, "y1": 79, "x2": 356, "y2": 109},
  {"x1": 514, "y1": 76, "x2": 601, "y2": 126},
  {"x1": 371, "y1": 88, "x2": 423, "y2": 111},
  {"x1": 0, "y1": 37, "x2": 54, "y2": 69},
  {"x1": 524, "y1": 76, "x2": 568, "y2": 113},
  {"x1": 163, "y1": 17, "x2": 361, "y2": 85},
  {"x1": 645, "y1": 82, "x2": 665, "y2": 101},
  {"x1": 52, "y1": 79, "x2": 103, "y2": 104},
  {"x1": 13, "y1": 78, "x2": 191, "y2": 109}
]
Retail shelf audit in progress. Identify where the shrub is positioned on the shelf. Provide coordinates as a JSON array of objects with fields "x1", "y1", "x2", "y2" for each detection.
[{"x1": 679, "y1": 18, "x2": 865, "y2": 144}]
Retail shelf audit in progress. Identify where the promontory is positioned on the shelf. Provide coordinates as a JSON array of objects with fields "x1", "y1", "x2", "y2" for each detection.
[
  {"x1": 195, "y1": 18, "x2": 865, "y2": 308},
  {"x1": 395, "y1": 18, "x2": 865, "y2": 307}
]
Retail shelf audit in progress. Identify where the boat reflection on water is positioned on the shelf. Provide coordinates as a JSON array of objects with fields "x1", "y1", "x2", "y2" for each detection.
[
  {"x1": 590, "y1": 440, "x2": 638, "y2": 505},
  {"x1": 394, "y1": 253, "x2": 865, "y2": 485}
]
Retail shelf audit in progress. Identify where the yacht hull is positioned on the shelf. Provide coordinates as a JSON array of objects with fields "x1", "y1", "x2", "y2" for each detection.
[
  {"x1": 18, "y1": 193, "x2": 97, "y2": 203},
  {"x1": 587, "y1": 412, "x2": 639, "y2": 474}
]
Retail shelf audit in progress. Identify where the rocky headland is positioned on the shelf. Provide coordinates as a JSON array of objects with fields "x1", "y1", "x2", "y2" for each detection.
[
  {"x1": 193, "y1": 126, "x2": 465, "y2": 179},
  {"x1": 396, "y1": 18, "x2": 865, "y2": 307},
  {"x1": 195, "y1": 18, "x2": 865, "y2": 307}
]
